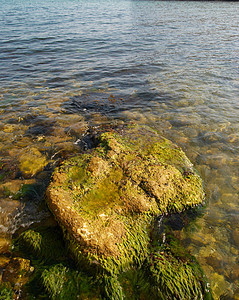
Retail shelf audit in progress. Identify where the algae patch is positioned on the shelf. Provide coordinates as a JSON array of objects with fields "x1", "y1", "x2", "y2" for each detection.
[{"x1": 12, "y1": 226, "x2": 101, "y2": 299}]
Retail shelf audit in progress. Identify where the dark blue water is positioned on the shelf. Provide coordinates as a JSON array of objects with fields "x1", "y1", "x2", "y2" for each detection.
[{"x1": 0, "y1": 0, "x2": 238, "y2": 298}]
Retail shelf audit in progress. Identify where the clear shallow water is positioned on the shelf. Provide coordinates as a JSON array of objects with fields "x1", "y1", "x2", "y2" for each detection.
[{"x1": 0, "y1": 0, "x2": 238, "y2": 298}]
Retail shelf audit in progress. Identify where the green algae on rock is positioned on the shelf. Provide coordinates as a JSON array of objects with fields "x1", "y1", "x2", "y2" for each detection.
[
  {"x1": 146, "y1": 251, "x2": 208, "y2": 300},
  {"x1": 15, "y1": 227, "x2": 67, "y2": 263},
  {"x1": 0, "y1": 283, "x2": 14, "y2": 300},
  {"x1": 46, "y1": 125, "x2": 205, "y2": 298},
  {"x1": 12, "y1": 226, "x2": 101, "y2": 299},
  {"x1": 41, "y1": 263, "x2": 101, "y2": 300}
]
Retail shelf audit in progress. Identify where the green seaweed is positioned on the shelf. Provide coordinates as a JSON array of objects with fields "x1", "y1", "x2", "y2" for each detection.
[
  {"x1": 0, "y1": 160, "x2": 17, "y2": 182},
  {"x1": 147, "y1": 250, "x2": 211, "y2": 300},
  {"x1": 45, "y1": 263, "x2": 102, "y2": 299},
  {"x1": 15, "y1": 227, "x2": 66, "y2": 263},
  {"x1": 118, "y1": 268, "x2": 152, "y2": 300},
  {"x1": 0, "y1": 283, "x2": 14, "y2": 300},
  {"x1": 14, "y1": 226, "x2": 101, "y2": 299},
  {"x1": 12, "y1": 220, "x2": 212, "y2": 299},
  {"x1": 2, "y1": 183, "x2": 43, "y2": 201},
  {"x1": 16, "y1": 183, "x2": 43, "y2": 201},
  {"x1": 100, "y1": 274, "x2": 124, "y2": 300},
  {"x1": 145, "y1": 217, "x2": 213, "y2": 300}
]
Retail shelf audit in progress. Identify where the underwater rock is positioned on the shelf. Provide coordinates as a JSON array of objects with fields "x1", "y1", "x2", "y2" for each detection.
[
  {"x1": 0, "y1": 159, "x2": 19, "y2": 181},
  {"x1": 66, "y1": 92, "x2": 124, "y2": 116},
  {"x1": 207, "y1": 269, "x2": 229, "y2": 299},
  {"x1": 0, "y1": 199, "x2": 21, "y2": 238},
  {"x1": 46, "y1": 125, "x2": 206, "y2": 298},
  {"x1": 2, "y1": 257, "x2": 32, "y2": 290},
  {"x1": 232, "y1": 227, "x2": 239, "y2": 248},
  {"x1": 0, "y1": 256, "x2": 34, "y2": 298},
  {"x1": 230, "y1": 264, "x2": 239, "y2": 281},
  {"x1": 0, "y1": 237, "x2": 11, "y2": 254},
  {"x1": 2, "y1": 124, "x2": 16, "y2": 133},
  {"x1": 18, "y1": 147, "x2": 48, "y2": 178},
  {"x1": 0, "y1": 179, "x2": 36, "y2": 196},
  {"x1": 0, "y1": 256, "x2": 10, "y2": 271}
]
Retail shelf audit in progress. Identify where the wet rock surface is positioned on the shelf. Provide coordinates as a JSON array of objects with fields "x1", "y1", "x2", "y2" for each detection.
[{"x1": 46, "y1": 125, "x2": 208, "y2": 299}]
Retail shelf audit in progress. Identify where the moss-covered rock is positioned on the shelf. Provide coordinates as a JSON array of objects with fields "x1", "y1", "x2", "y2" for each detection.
[
  {"x1": 13, "y1": 226, "x2": 101, "y2": 299},
  {"x1": 46, "y1": 125, "x2": 206, "y2": 298},
  {"x1": 147, "y1": 251, "x2": 208, "y2": 299},
  {"x1": 15, "y1": 227, "x2": 67, "y2": 263},
  {"x1": 41, "y1": 263, "x2": 100, "y2": 300}
]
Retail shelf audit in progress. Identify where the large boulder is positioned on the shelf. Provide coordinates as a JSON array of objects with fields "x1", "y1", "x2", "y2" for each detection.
[{"x1": 46, "y1": 125, "x2": 207, "y2": 298}]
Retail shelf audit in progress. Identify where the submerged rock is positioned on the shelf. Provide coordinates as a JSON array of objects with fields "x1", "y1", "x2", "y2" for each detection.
[
  {"x1": 46, "y1": 125, "x2": 207, "y2": 298},
  {"x1": 1, "y1": 256, "x2": 33, "y2": 298},
  {"x1": 18, "y1": 147, "x2": 48, "y2": 178}
]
